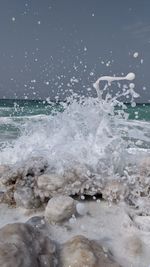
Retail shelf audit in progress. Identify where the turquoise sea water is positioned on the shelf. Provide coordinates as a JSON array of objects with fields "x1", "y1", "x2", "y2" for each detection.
[
  {"x1": 0, "y1": 99, "x2": 149, "y2": 120},
  {"x1": 0, "y1": 100, "x2": 149, "y2": 144},
  {"x1": 0, "y1": 98, "x2": 149, "y2": 166},
  {"x1": 125, "y1": 103, "x2": 150, "y2": 121},
  {"x1": 0, "y1": 99, "x2": 64, "y2": 144}
]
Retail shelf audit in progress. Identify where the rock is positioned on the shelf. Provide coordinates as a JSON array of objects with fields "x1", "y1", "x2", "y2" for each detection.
[
  {"x1": 60, "y1": 235, "x2": 97, "y2": 267},
  {"x1": 0, "y1": 165, "x2": 10, "y2": 178},
  {"x1": 139, "y1": 157, "x2": 150, "y2": 177},
  {"x1": 36, "y1": 165, "x2": 98, "y2": 200},
  {"x1": 133, "y1": 215, "x2": 150, "y2": 231},
  {"x1": 0, "y1": 223, "x2": 56, "y2": 267},
  {"x1": 125, "y1": 182, "x2": 150, "y2": 208},
  {"x1": 135, "y1": 197, "x2": 150, "y2": 215},
  {"x1": 26, "y1": 216, "x2": 47, "y2": 232},
  {"x1": 60, "y1": 235, "x2": 121, "y2": 267},
  {"x1": 102, "y1": 180, "x2": 126, "y2": 202},
  {"x1": 26, "y1": 215, "x2": 44, "y2": 226},
  {"x1": 0, "y1": 188, "x2": 15, "y2": 205},
  {"x1": 37, "y1": 174, "x2": 65, "y2": 198},
  {"x1": 91, "y1": 241, "x2": 122, "y2": 267},
  {"x1": 14, "y1": 187, "x2": 41, "y2": 209},
  {"x1": 45, "y1": 195, "x2": 76, "y2": 223},
  {"x1": 1, "y1": 160, "x2": 142, "y2": 205},
  {"x1": 76, "y1": 202, "x2": 88, "y2": 216},
  {"x1": 22, "y1": 157, "x2": 48, "y2": 177},
  {"x1": 124, "y1": 235, "x2": 143, "y2": 257},
  {"x1": 0, "y1": 191, "x2": 4, "y2": 203},
  {"x1": 0, "y1": 157, "x2": 48, "y2": 187},
  {"x1": 0, "y1": 162, "x2": 107, "y2": 202},
  {"x1": 0, "y1": 169, "x2": 22, "y2": 186}
]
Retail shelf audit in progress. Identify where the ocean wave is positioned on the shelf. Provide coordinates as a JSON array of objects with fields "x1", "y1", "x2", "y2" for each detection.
[{"x1": 0, "y1": 74, "x2": 149, "y2": 178}]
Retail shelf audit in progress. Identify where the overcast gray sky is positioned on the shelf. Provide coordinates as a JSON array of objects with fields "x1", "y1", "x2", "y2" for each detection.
[{"x1": 0, "y1": 0, "x2": 150, "y2": 102}]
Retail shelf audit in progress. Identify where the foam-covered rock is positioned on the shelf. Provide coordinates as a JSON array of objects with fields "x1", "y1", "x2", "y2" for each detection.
[
  {"x1": 37, "y1": 173, "x2": 66, "y2": 199},
  {"x1": 102, "y1": 180, "x2": 126, "y2": 202},
  {"x1": 76, "y1": 202, "x2": 88, "y2": 216},
  {"x1": 0, "y1": 165, "x2": 10, "y2": 178},
  {"x1": 133, "y1": 215, "x2": 150, "y2": 232},
  {"x1": 35, "y1": 167, "x2": 103, "y2": 200},
  {"x1": 2, "y1": 157, "x2": 150, "y2": 209},
  {"x1": 14, "y1": 186, "x2": 41, "y2": 209},
  {"x1": 60, "y1": 235, "x2": 121, "y2": 267},
  {"x1": 124, "y1": 235, "x2": 143, "y2": 257},
  {"x1": 0, "y1": 188, "x2": 15, "y2": 205},
  {"x1": 45, "y1": 195, "x2": 76, "y2": 223},
  {"x1": 0, "y1": 169, "x2": 22, "y2": 186},
  {"x1": 139, "y1": 157, "x2": 150, "y2": 177},
  {"x1": 21, "y1": 157, "x2": 48, "y2": 177},
  {"x1": 0, "y1": 157, "x2": 48, "y2": 186}
]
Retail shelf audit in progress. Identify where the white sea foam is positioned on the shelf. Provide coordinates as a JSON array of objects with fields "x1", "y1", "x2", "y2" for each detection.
[
  {"x1": 0, "y1": 74, "x2": 150, "y2": 267},
  {"x1": 133, "y1": 52, "x2": 139, "y2": 58},
  {"x1": 0, "y1": 73, "x2": 149, "y2": 178}
]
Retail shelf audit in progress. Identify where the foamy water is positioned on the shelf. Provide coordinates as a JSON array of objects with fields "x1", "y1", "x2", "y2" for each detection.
[
  {"x1": 0, "y1": 73, "x2": 149, "y2": 171},
  {"x1": 0, "y1": 74, "x2": 150, "y2": 266}
]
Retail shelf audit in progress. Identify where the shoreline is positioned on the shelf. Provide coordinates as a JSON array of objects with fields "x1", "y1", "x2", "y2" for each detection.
[
  {"x1": 0, "y1": 155, "x2": 150, "y2": 266},
  {"x1": 0, "y1": 199, "x2": 150, "y2": 266}
]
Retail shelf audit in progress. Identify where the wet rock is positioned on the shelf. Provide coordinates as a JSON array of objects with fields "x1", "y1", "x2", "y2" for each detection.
[
  {"x1": 1, "y1": 160, "x2": 142, "y2": 205},
  {"x1": 26, "y1": 215, "x2": 44, "y2": 226},
  {"x1": 37, "y1": 174, "x2": 66, "y2": 199},
  {"x1": 124, "y1": 157, "x2": 150, "y2": 207},
  {"x1": 60, "y1": 235, "x2": 97, "y2": 267},
  {"x1": 139, "y1": 157, "x2": 150, "y2": 177},
  {"x1": 76, "y1": 202, "x2": 88, "y2": 216},
  {"x1": 14, "y1": 187, "x2": 41, "y2": 209},
  {"x1": 0, "y1": 188, "x2": 15, "y2": 205},
  {"x1": 36, "y1": 167, "x2": 103, "y2": 200},
  {"x1": 0, "y1": 165, "x2": 10, "y2": 178},
  {"x1": 0, "y1": 157, "x2": 48, "y2": 187},
  {"x1": 0, "y1": 169, "x2": 22, "y2": 186},
  {"x1": 133, "y1": 215, "x2": 150, "y2": 231},
  {"x1": 135, "y1": 197, "x2": 150, "y2": 215},
  {"x1": 92, "y1": 241, "x2": 122, "y2": 267},
  {"x1": 124, "y1": 235, "x2": 143, "y2": 257},
  {"x1": 60, "y1": 235, "x2": 121, "y2": 267},
  {"x1": 36, "y1": 168, "x2": 84, "y2": 197},
  {"x1": 26, "y1": 216, "x2": 47, "y2": 232},
  {"x1": 102, "y1": 180, "x2": 126, "y2": 202},
  {"x1": 125, "y1": 179, "x2": 150, "y2": 208},
  {"x1": 0, "y1": 191, "x2": 4, "y2": 203},
  {"x1": 45, "y1": 195, "x2": 76, "y2": 223},
  {"x1": 22, "y1": 157, "x2": 48, "y2": 177},
  {"x1": 0, "y1": 223, "x2": 56, "y2": 267}
]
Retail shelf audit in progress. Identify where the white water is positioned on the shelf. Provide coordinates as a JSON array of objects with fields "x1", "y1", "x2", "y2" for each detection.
[
  {"x1": 0, "y1": 73, "x2": 149, "y2": 176},
  {"x1": 0, "y1": 74, "x2": 150, "y2": 267}
]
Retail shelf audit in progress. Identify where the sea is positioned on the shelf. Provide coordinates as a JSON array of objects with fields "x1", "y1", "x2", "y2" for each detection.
[
  {"x1": 0, "y1": 77, "x2": 150, "y2": 267},
  {"x1": 0, "y1": 74, "x2": 150, "y2": 176},
  {"x1": 0, "y1": 98, "x2": 149, "y2": 165}
]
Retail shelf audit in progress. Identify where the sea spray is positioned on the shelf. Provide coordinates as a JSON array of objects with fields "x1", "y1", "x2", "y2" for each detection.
[
  {"x1": 0, "y1": 73, "x2": 150, "y2": 267},
  {"x1": 0, "y1": 72, "x2": 149, "y2": 177},
  {"x1": 91, "y1": 73, "x2": 138, "y2": 175}
]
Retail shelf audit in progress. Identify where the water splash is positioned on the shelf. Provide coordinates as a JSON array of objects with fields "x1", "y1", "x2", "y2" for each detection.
[
  {"x1": 0, "y1": 73, "x2": 149, "y2": 180},
  {"x1": 0, "y1": 74, "x2": 150, "y2": 267}
]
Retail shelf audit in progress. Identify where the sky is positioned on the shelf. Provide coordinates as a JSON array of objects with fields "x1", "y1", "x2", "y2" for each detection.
[{"x1": 0, "y1": 0, "x2": 150, "y2": 102}]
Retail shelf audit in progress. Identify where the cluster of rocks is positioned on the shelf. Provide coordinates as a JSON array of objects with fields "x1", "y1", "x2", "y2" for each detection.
[
  {"x1": 0, "y1": 189, "x2": 122, "y2": 266},
  {"x1": 0, "y1": 221, "x2": 121, "y2": 267},
  {"x1": 0, "y1": 156, "x2": 150, "y2": 213},
  {"x1": 0, "y1": 156, "x2": 150, "y2": 266},
  {"x1": 0, "y1": 157, "x2": 126, "y2": 208}
]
